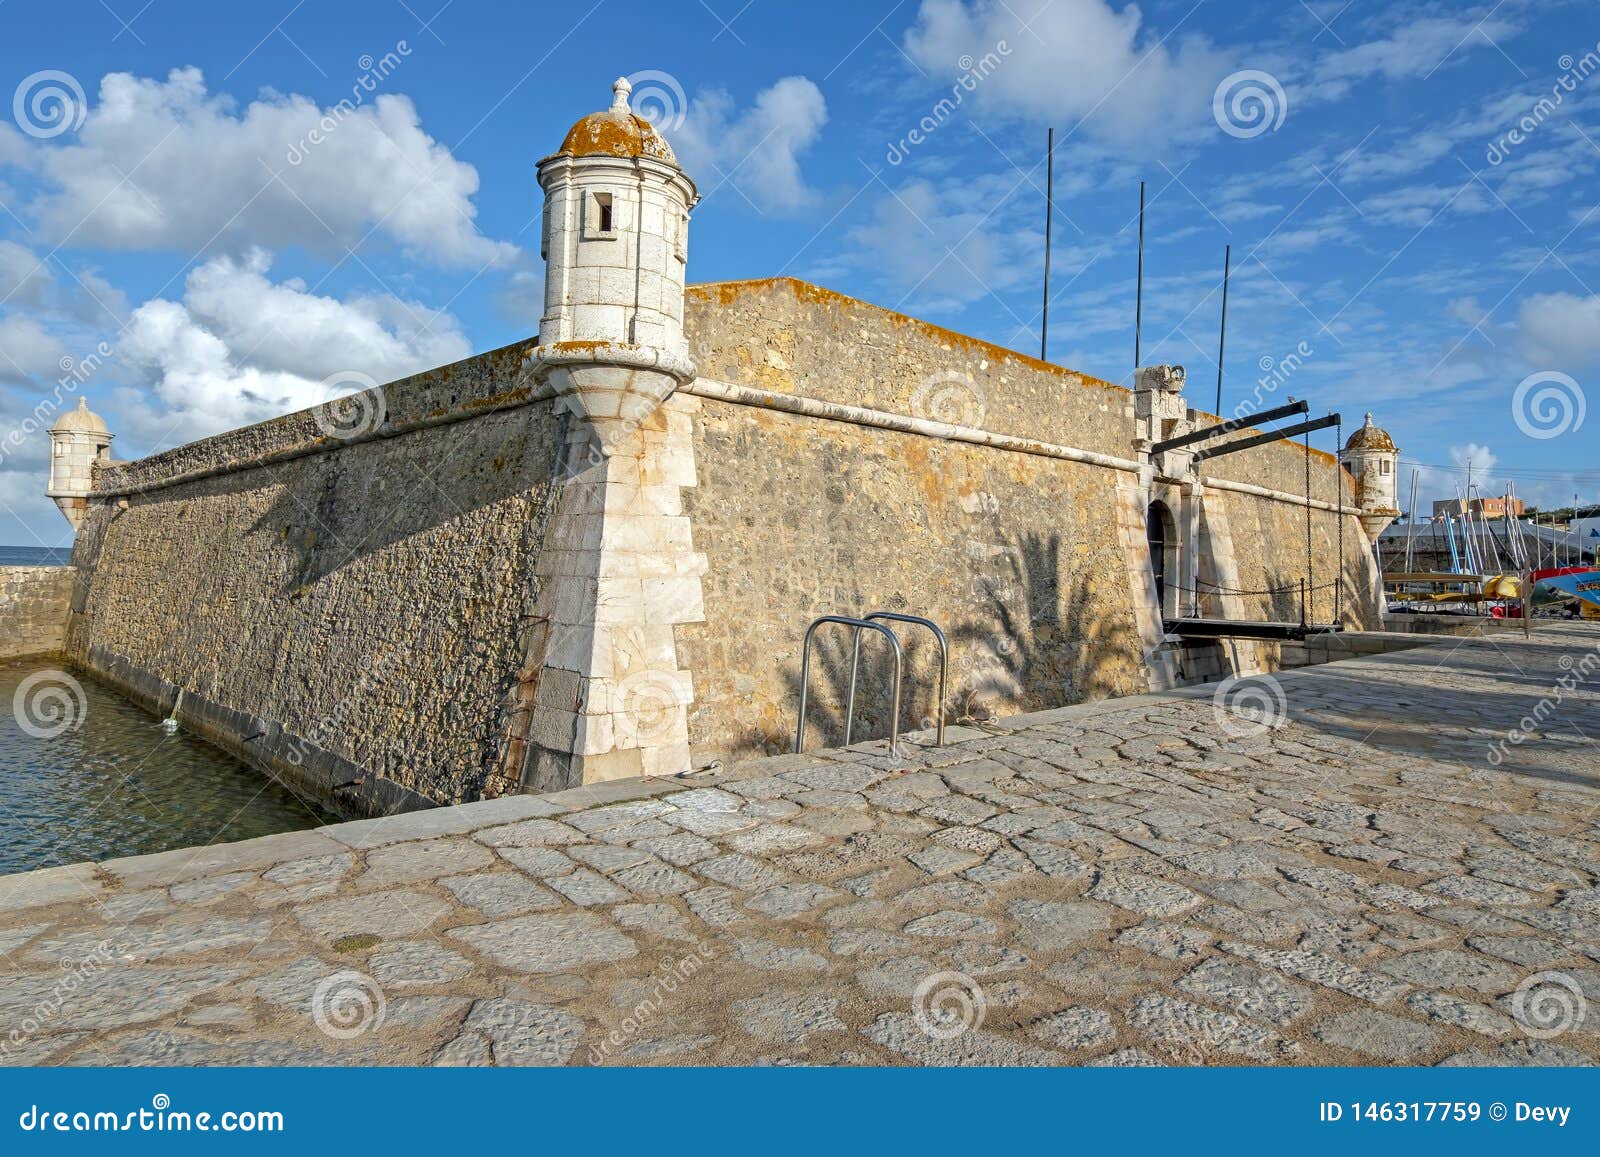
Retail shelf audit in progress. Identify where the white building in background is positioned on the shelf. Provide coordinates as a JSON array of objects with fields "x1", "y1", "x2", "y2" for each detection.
[{"x1": 1571, "y1": 517, "x2": 1600, "y2": 546}]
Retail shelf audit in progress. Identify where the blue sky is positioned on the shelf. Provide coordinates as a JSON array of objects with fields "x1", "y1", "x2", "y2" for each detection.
[{"x1": 1, "y1": 0, "x2": 1597, "y2": 546}]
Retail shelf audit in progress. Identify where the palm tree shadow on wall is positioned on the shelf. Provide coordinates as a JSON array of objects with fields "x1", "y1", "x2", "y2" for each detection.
[
  {"x1": 950, "y1": 531, "x2": 1144, "y2": 720},
  {"x1": 762, "y1": 531, "x2": 1145, "y2": 758}
]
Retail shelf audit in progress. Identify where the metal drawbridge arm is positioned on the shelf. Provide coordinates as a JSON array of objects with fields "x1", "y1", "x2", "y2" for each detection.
[
  {"x1": 1149, "y1": 398, "x2": 1308, "y2": 455},
  {"x1": 1192, "y1": 413, "x2": 1341, "y2": 462}
]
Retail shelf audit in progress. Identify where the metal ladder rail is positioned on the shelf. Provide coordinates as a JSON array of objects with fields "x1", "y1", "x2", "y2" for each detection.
[
  {"x1": 845, "y1": 612, "x2": 948, "y2": 747},
  {"x1": 794, "y1": 616, "x2": 904, "y2": 756}
]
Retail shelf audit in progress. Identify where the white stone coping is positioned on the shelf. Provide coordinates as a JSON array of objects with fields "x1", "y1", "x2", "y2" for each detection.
[
  {"x1": 86, "y1": 367, "x2": 1365, "y2": 517},
  {"x1": 1199, "y1": 474, "x2": 1364, "y2": 517},
  {"x1": 685, "y1": 378, "x2": 1145, "y2": 473},
  {"x1": 91, "y1": 382, "x2": 556, "y2": 500}
]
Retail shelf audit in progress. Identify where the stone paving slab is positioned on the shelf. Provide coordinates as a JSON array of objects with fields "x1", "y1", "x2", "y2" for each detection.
[{"x1": 3, "y1": 624, "x2": 1600, "y2": 1067}]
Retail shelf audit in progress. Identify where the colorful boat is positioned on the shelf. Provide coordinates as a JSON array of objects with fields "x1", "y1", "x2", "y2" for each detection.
[{"x1": 1531, "y1": 566, "x2": 1600, "y2": 618}]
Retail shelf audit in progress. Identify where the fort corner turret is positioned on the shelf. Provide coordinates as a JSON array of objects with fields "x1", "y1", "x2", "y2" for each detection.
[
  {"x1": 45, "y1": 396, "x2": 113, "y2": 531},
  {"x1": 524, "y1": 75, "x2": 699, "y2": 454},
  {"x1": 1339, "y1": 412, "x2": 1401, "y2": 538}
]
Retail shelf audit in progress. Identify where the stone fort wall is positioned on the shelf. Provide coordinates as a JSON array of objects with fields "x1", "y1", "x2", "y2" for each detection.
[
  {"x1": 64, "y1": 343, "x2": 567, "y2": 816},
  {"x1": 676, "y1": 280, "x2": 1376, "y2": 759},
  {"x1": 680, "y1": 395, "x2": 1149, "y2": 757},
  {"x1": 60, "y1": 277, "x2": 1380, "y2": 813},
  {"x1": 0, "y1": 566, "x2": 76, "y2": 660}
]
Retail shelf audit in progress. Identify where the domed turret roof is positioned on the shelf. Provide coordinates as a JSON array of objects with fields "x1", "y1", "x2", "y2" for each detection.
[
  {"x1": 1344, "y1": 411, "x2": 1395, "y2": 452},
  {"x1": 556, "y1": 77, "x2": 679, "y2": 165},
  {"x1": 49, "y1": 396, "x2": 110, "y2": 436}
]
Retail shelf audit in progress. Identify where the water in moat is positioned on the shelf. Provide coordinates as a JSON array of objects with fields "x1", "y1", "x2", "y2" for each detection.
[{"x1": 0, "y1": 658, "x2": 336, "y2": 876}]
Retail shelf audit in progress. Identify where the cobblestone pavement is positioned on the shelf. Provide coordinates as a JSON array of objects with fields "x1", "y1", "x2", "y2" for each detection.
[{"x1": 3, "y1": 624, "x2": 1599, "y2": 1067}]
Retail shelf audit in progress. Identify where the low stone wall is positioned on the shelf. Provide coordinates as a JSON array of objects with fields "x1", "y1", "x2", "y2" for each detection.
[
  {"x1": 0, "y1": 566, "x2": 74, "y2": 659},
  {"x1": 1384, "y1": 613, "x2": 1529, "y2": 636},
  {"x1": 1277, "y1": 630, "x2": 1439, "y2": 669}
]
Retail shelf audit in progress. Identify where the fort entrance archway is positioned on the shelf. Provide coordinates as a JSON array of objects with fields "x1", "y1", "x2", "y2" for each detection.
[{"x1": 1147, "y1": 499, "x2": 1179, "y2": 619}]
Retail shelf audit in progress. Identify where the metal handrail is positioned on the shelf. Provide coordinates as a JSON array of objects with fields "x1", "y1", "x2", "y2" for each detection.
[
  {"x1": 795, "y1": 616, "x2": 903, "y2": 756},
  {"x1": 846, "y1": 612, "x2": 947, "y2": 746}
]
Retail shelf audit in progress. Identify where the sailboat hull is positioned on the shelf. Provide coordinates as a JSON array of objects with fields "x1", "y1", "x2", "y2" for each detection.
[{"x1": 1532, "y1": 567, "x2": 1600, "y2": 611}]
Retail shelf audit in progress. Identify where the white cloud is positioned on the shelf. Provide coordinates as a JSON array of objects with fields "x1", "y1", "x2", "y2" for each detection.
[
  {"x1": 1411, "y1": 442, "x2": 1501, "y2": 513},
  {"x1": 0, "y1": 241, "x2": 53, "y2": 308},
  {"x1": 0, "y1": 466, "x2": 55, "y2": 530},
  {"x1": 1447, "y1": 296, "x2": 1483, "y2": 327},
  {"x1": 1358, "y1": 180, "x2": 1492, "y2": 227},
  {"x1": 1516, "y1": 292, "x2": 1600, "y2": 369},
  {"x1": 1250, "y1": 219, "x2": 1356, "y2": 258},
  {"x1": 1338, "y1": 127, "x2": 1462, "y2": 184},
  {"x1": 0, "y1": 241, "x2": 129, "y2": 327},
  {"x1": 62, "y1": 268, "x2": 128, "y2": 327},
  {"x1": 119, "y1": 249, "x2": 471, "y2": 442},
  {"x1": 845, "y1": 173, "x2": 1041, "y2": 312},
  {"x1": 900, "y1": 0, "x2": 1233, "y2": 149},
  {"x1": 673, "y1": 77, "x2": 827, "y2": 214},
  {"x1": 1452, "y1": 441, "x2": 1497, "y2": 477},
  {"x1": 0, "y1": 315, "x2": 66, "y2": 383},
  {"x1": 0, "y1": 123, "x2": 30, "y2": 168},
  {"x1": 1308, "y1": 11, "x2": 1521, "y2": 101},
  {"x1": 14, "y1": 68, "x2": 515, "y2": 269}
]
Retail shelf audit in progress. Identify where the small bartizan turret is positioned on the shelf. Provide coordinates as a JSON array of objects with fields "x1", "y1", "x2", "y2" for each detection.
[
  {"x1": 524, "y1": 76, "x2": 698, "y2": 454},
  {"x1": 1339, "y1": 412, "x2": 1400, "y2": 538},
  {"x1": 46, "y1": 396, "x2": 112, "y2": 531}
]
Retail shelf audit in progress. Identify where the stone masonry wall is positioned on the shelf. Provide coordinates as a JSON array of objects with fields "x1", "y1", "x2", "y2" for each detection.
[
  {"x1": 679, "y1": 397, "x2": 1149, "y2": 760},
  {"x1": 686, "y1": 279, "x2": 1134, "y2": 451},
  {"x1": 0, "y1": 566, "x2": 75, "y2": 659},
  {"x1": 685, "y1": 279, "x2": 1357, "y2": 505},
  {"x1": 66, "y1": 344, "x2": 567, "y2": 817},
  {"x1": 675, "y1": 280, "x2": 1379, "y2": 760},
  {"x1": 1212, "y1": 490, "x2": 1379, "y2": 629}
]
